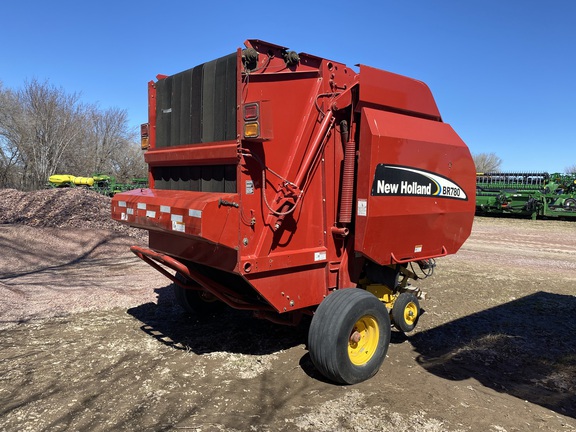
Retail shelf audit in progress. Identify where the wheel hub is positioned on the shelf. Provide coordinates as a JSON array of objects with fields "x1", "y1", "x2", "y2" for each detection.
[
  {"x1": 404, "y1": 302, "x2": 418, "y2": 325},
  {"x1": 348, "y1": 315, "x2": 379, "y2": 366}
]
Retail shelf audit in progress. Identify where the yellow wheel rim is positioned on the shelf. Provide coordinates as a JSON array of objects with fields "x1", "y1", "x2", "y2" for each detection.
[
  {"x1": 403, "y1": 302, "x2": 418, "y2": 326},
  {"x1": 348, "y1": 315, "x2": 379, "y2": 366}
]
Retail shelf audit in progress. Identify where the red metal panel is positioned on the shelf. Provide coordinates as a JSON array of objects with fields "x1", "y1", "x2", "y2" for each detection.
[
  {"x1": 148, "y1": 231, "x2": 238, "y2": 273},
  {"x1": 147, "y1": 80, "x2": 157, "y2": 187},
  {"x1": 354, "y1": 108, "x2": 475, "y2": 265},
  {"x1": 237, "y1": 62, "x2": 345, "y2": 268},
  {"x1": 145, "y1": 141, "x2": 238, "y2": 166},
  {"x1": 147, "y1": 80, "x2": 157, "y2": 150},
  {"x1": 358, "y1": 65, "x2": 441, "y2": 120},
  {"x1": 111, "y1": 189, "x2": 240, "y2": 251},
  {"x1": 246, "y1": 264, "x2": 328, "y2": 312}
]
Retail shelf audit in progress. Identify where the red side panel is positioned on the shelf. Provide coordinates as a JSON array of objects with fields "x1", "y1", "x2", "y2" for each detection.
[
  {"x1": 111, "y1": 189, "x2": 240, "y2": 270},
  {"x1": 354, "y1": 108, "x2": 476, "y2": 265},
  {"x1": 358, "y1": 65, "x2": 442, "y2": 120}
]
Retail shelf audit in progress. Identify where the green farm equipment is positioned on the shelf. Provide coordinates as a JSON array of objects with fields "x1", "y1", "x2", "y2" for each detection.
[
  {"x1": 476, "y1": 172, "x2": 576, "y2": 219},
  {"x1": 48, "y1": 173, "x2": 148, "y2": 197}
]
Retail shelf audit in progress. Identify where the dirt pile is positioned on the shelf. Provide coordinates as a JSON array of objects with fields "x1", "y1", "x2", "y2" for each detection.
[{"x1": 0, "y1": 188, "x2": 146, "y2": 241}]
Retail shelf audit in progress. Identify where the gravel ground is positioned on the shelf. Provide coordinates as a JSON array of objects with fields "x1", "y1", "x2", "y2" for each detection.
[
  {"x1": 0, "y1": 188, "x2": 159, "y2": 327},
  {"x1": 0, "y1": 189, "x2": 575, "y2": 431}
]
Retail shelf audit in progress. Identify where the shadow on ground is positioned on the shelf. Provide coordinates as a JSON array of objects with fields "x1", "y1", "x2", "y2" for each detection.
[
  {"x1": 410, "y1": 291, "x2": 576, "y2": 418},
  {"x1": 127, "y1": 285, "x2": 309, "y2": 356}
]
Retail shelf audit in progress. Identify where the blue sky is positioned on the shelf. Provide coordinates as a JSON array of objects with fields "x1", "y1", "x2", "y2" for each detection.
[{"x1": 2, "y1": 1, "x2": 575, "y2": 173}]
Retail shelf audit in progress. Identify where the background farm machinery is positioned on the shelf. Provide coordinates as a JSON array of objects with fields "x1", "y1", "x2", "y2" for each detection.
[
  {"x1": 48, "y1": 174, "x2": 147, "y2": 196},
  {"x1": 476, "y1": 172, "x2": 576, "y2": 219}
]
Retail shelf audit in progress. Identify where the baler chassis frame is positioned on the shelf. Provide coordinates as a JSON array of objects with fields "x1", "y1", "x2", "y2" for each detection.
[{"x1": 130, "y1": 245, "x2": 274, "y2": 314}]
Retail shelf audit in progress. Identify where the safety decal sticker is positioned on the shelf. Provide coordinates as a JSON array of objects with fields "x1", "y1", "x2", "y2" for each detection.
[
  {"x1": 314, "y1": 251, "x2": 327, "y2": 262},
  {"x1": 357, "y1": 199, "x2": 367, "y2": 216},
  {"x1": 189, "y1": 209, "x2": 202, "y2": 218},
  {"x1": 371, "y1": 165, "x2": 468, "y2": 200}
]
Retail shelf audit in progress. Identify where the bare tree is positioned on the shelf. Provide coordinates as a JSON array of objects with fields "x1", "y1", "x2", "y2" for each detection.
[
  {"x1": 0, "y1": 79, "x2": 146, "y2": 189},
  {"x1": 87, "y1": 106, "x2": 133, "y2": 175},
  {"x1": 0, "y1": 83, "x2": 24, "y2": 187},
  {"x1": 473, "y1": 152, "x2": 503, "y2": 173},
  {"x1": 23, "y1": 80, "x2": 87, "y2": 189},
  {"x1": 565, "y1": 164, "x2": 576, "y2": 174},
  {"x1": 111, "y1": 140, "x2": 147, "y2": 181},
  {"x1": 0, "y1": 80, "x2": 88, "y2": 189},
  {"x1": 82, "y1": 107, "x2": 145, "y2": 181}
]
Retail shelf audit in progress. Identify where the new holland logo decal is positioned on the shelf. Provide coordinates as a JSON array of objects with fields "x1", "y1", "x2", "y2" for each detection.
[{"x1": 371, "y1": 165, "x2": 468, "y2": 200}]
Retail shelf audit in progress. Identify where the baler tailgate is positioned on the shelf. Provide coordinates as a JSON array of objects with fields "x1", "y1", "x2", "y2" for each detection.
[{"x1": 355, "y1": 108, "x2": 475, "y2": 265}]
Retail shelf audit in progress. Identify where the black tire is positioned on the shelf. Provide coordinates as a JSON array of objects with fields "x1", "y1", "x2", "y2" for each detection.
[
  {"x1": 564, "y1": 198, "x2": 576, "y2": 210},
  {"x1": 172, "y1": 272, "x2": 224, "y2": 318},
  {"x1": 391, "y1": 292, "x2": 420, "y2": 333},
  {"x1": 308, "y1": 288, "x2": 391, "y2": 384}
]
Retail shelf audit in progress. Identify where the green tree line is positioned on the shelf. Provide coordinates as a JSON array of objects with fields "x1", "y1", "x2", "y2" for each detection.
[{"x1": 0, "y1": 79, "x2": 146, "y2": 190}]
